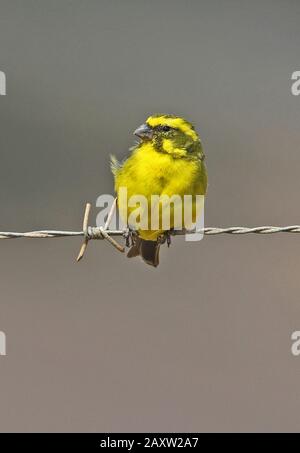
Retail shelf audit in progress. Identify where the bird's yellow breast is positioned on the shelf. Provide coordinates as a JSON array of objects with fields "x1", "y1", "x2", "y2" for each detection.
[{"x1": 115, "y1": 142, "x2": 207, "y2": 240}]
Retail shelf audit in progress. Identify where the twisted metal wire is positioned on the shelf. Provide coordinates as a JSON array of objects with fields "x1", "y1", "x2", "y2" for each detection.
[{"x1": 1, "y1": 225, "x2": 300, "y2": 240}]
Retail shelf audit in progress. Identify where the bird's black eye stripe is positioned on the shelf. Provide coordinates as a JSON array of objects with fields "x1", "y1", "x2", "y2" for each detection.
[{"x1": 156, "y1": 125, "x2": 172, "y2": 132}]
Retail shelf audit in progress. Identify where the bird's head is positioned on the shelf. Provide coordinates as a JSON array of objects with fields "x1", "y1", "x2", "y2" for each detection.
[{"x1": 134, "y1": 114, "x2": 204, "y2": 159}]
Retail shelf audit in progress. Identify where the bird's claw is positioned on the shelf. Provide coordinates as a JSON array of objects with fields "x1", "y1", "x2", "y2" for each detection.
[
  {"x1": 166, "y1": 232, "x2": 171, "y2": 247},
  {"x1": 165, "y1": 230, "x2": 173, "y2": 247},
  {"x1": 124, "y1": 227, "x2": 137, "y2": 248},
  {"x1": 158, "y1": 230, "x2": 173, "y2": 247}
]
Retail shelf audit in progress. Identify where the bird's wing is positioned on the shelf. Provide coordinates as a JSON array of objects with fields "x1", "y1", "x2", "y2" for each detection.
[{"x1": 110, "y1": 154, "x2": 123, "y2": 176}]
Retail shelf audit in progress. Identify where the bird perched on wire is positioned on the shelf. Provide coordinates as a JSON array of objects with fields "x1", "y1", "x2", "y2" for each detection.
[{"x1": 111, "y1": 114, "x2": 207, "y2": 267}]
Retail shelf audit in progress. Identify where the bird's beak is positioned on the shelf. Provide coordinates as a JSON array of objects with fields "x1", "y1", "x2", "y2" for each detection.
[{"x1": 133, "y1": 123, "x2": 153, "y2": 140}]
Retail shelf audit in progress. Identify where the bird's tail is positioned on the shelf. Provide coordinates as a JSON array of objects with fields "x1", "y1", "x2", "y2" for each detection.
[{"x1": 127, "y1": 237, "x2": 160, "y2": 267}]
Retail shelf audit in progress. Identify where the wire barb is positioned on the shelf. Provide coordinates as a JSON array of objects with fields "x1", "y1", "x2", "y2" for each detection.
[
  {"x1": 76, "y1": 201, "x2": 124, "y2": 262},
  {"x1": 76, "y1": 203, "x2": 92, "y2": 262}
]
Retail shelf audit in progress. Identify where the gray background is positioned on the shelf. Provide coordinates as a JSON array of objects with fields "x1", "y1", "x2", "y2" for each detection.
[{"x1": 0, "y1": 0, "x2": 300, "y2": 432}]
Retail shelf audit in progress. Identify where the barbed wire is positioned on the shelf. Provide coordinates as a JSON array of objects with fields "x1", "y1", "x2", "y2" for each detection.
[
  {"x1": 1, "y1": 225, "x2": 300, "y2": 240},
  {"x1": 1, "y1": 202, "x2": 299, "y2": 261}
]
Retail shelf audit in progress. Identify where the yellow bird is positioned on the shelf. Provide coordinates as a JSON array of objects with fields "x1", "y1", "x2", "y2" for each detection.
[{"x1": 111, "y1": 114, "x2": 207, "y2": 267}]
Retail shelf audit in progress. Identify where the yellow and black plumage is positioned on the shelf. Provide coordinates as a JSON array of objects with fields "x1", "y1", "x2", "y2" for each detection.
[{"x1": 111, "y1": 114, "x2": 207, "y2": 267}]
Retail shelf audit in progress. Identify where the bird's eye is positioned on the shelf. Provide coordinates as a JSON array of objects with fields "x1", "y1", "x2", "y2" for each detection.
[{"x1": 162, "y1": 125, "x2": 171, "y2": 132}]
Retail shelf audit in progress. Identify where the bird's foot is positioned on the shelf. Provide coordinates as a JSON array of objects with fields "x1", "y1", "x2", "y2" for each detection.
[
  {"x1": 158, "y1": 230, "x2": 174, "y2": 247},
  {"x1": 124, "y1": 227, "x2": 137, "y2": 248},
  {"x1": 165, "y1": 230, "x2": 173, "y2": 247}
]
